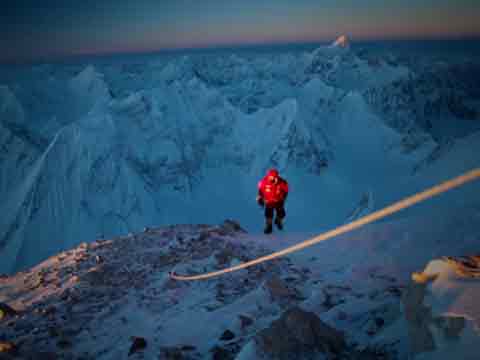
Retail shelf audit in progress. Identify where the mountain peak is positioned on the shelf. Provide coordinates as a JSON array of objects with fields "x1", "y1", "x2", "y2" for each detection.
[{"x1": 331, "y1": 35, "x2": 350, "y2": 48}]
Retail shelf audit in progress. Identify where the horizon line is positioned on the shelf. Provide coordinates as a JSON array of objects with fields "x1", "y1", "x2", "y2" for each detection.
[{"x1": 2, "y1": 34, "x2": 480, "y2": 66}]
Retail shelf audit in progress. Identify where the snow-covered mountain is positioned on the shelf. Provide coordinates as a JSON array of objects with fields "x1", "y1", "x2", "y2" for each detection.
[
  {"x1": 363, "y1": 60, "x2": 480, "y2": 141},
  {"x1": 0, "y1": 38, "x2": 480, "y2": 275},
  {"x1": 1, "y1": 206, "x2": 479, "y2": 359},
  {"x1": 331, "y1": 35, "x2": 351, "y2": 49}
]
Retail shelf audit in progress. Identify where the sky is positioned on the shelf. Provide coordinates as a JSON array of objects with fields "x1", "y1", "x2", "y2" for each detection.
[{"x1": 1, "y1": 0, "x2": 480, "y2": 63}]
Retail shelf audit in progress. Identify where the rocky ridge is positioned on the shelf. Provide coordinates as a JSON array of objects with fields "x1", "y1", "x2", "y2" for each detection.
[{"x1": 0, "y1": 220, "x2": 426, "y2": 360}]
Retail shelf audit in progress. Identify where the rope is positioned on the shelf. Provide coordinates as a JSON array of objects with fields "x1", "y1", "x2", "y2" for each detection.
[{"x1": 170, "y1": 168, "x2": 480, "y2": 281}]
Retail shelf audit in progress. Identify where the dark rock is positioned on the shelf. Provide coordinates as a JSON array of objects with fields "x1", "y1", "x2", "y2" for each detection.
[
  {"x1": 443, "y1": 255, "x2": 480, "y2": 278},
  {"x1": 265, "y1": 276, "x2": 297, "y2": 301},
  {"x1": 255, "y1": 307, "x2": 346, "y2": 360},
  {"x1": 337, "y1": 311, "x2": 348, "y2": 321},
  {"x1": 436, "y1": 316, "x2": 465, "y2": 340},
  {"x1": 13, "y1": 318, "x2": 33, "y2": 332},
  {"x1": 57, "y1": 338, "x2": 72, "y2": 349},
  {"x1": 158, "y1": 344, "x2": 197, "y2": 359},
  {"x1": 238, "y1": 315, "x2": 253, "y2": 329},
  {"x1": 219, "y1": 329, "x2": 235, "y2": 341},
  {"x1": 221, "y1": 220, "x2": 246, "y2": 234},
  {"x1": 386, "y1": 286, "x2": 403, "y2": 297},
  {"x1": 215, "y1": 248, "x2": 235, "y2": 266},
  {"x1": 0, "y1": 303, "x2": 18, "y2": 320},
  {"x1": 128, "y1": 337, "x2": 147, "y2": 356},
  {"x1": 28, "y1": 351, "x2": 58, "y2": 360},
  {"x1": 210, "y1": 345, "x2": 233, "y2": 360},
  {"x1": 402, "y1": 279, "x2": 436, "y2": 354},
  {"x1": 180, "y1": 345, "x2": 196, "y2": 351},
  {"x1": 375, "y1": 317, "x2": 385, "y2": 328},
  {"x1": 41, "y1": 306, "x2": 57, "y2": 316},
  {"x1": 159, "y1": 346, "x2": 186, "y2": 360},
  {"x1": 48, "y1": 326, "x2": 60, "y2": 337},
  {"x1": 349, "y1": 347, "x2": 391, "y2": 360},
  {"x1": 0, "y1": 341, "x2": 18, "y2": 355}
]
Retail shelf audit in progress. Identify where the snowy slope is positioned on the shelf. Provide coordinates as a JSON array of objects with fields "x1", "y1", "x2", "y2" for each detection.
[
  {"x1": 1, "y1": 199, "x2": 479, "y2": 360},
  {"x1": 0, "y1": 38, "x2": 479, "y2": 274}
]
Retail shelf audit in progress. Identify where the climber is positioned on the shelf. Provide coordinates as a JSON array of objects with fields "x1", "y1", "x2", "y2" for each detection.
[{"x1": 256, "y1": 168, "x2": 289, "y2": 234}]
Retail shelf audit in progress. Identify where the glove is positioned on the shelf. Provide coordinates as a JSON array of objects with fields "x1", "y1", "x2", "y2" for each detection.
[{"x1": 256, "y1": 196, "x2": 264, "y2": 207}]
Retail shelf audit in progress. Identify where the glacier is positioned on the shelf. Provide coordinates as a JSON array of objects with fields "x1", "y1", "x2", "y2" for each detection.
[{"x1": 0, "y1": 37, "x2": 480, "y2": 274}]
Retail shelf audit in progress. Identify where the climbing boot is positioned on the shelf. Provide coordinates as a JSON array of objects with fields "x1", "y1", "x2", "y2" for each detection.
[
  {"x1": 264, "y1": 218, "x2": 273, "y2": 234},
  {"x1": 275, "y1": 217, "x2": 284, "y2": 230}
]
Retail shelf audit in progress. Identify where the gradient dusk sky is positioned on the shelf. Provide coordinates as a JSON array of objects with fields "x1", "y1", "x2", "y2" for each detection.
[{"x1": 1, "y1": 0, "x2": 480, "y2": 62}]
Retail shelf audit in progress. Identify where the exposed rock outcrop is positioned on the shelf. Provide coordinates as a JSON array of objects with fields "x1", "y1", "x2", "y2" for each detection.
[
  {"x1": 255, "y1": 306, "x2": 346, "y2": 359},
  {"x1": 402, "y1": 256, "x2": 480, "y2": 359}
]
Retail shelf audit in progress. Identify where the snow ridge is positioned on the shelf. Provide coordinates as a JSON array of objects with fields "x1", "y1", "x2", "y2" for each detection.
[{"x1": 1, "y1": 202, "x2": 480, "y2": 359}]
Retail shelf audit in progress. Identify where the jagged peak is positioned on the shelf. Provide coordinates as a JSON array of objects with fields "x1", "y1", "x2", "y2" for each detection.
[
  {"x1": 0, "y1": 85, "x2": 27, "y2": 128},
  {"x1": 69, "y1": 65, "x2": 110, "y2": 111},
  {"x1": 309, "y1": 35, "x2": 351, "y2": 60},
  {"x1": 331, "y1": 35, "x2": 350, "y2": 48}
]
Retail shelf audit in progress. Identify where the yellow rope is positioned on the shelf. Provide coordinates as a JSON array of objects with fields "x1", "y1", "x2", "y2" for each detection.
[{"x1": 170, "y1": 168, "x2": 480, "y2": 281}]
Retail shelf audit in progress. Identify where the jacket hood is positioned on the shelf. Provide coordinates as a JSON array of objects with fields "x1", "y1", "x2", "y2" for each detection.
[{"x1": 267, "y1": 169, "x2": 279, "y2": 178}]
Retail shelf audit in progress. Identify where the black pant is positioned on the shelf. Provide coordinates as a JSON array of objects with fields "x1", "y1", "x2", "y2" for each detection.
[{"x1": 265, "y1": 202, "x2": 286, "y2": 220}]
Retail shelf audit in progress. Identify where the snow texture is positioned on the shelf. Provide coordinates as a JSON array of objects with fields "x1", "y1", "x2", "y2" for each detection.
[
  {"x1": 1, "y1": 38, "x2": 479, "y2": 274},
  {"x1": 1, "y1": 202, "x2": 479, "y2": 359},
  {"x1": 0, "y1": 39, "x2": 479, "y2": 359}
]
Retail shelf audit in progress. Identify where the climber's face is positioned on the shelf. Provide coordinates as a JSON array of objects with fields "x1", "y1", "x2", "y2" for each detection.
[{"x1": 268, "y1": 175, "x2": 278, "y2": 184}]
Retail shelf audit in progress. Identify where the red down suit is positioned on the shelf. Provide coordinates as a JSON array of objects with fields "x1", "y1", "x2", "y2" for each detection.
[{"x1": 257, "y1": 169, "x2": 289, "y2": 206}]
